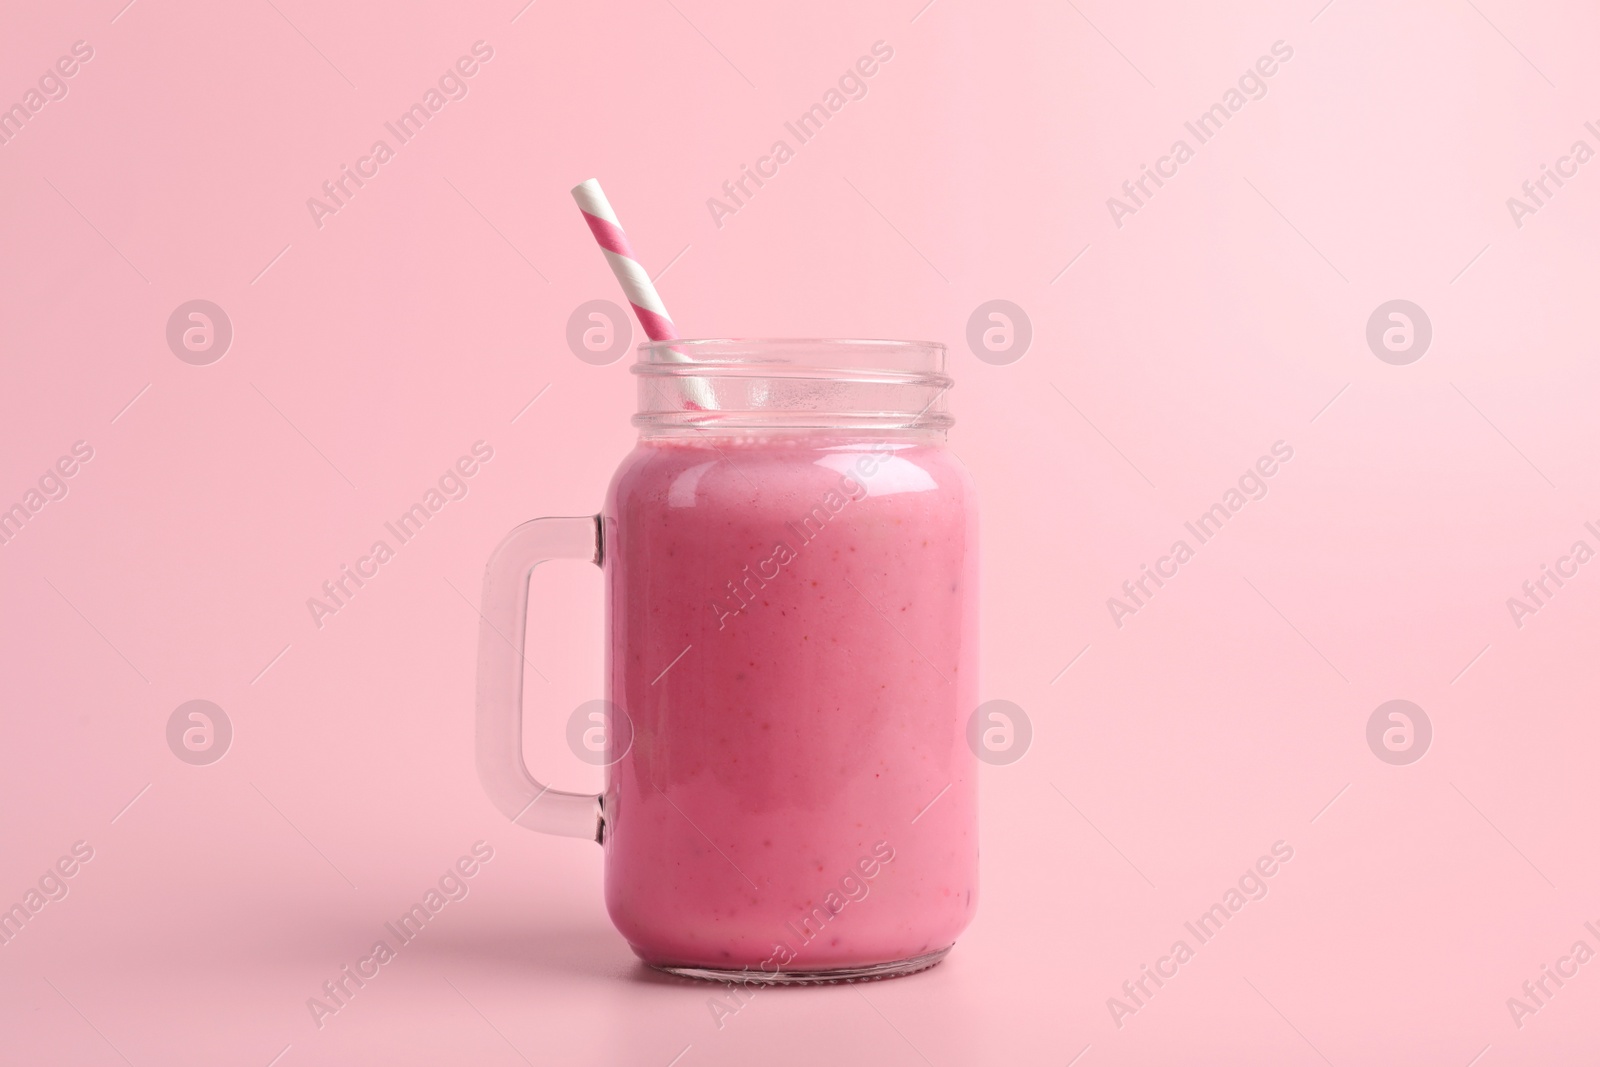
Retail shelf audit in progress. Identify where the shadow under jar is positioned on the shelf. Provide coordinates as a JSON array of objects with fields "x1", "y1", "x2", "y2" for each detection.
[{"x1": 475, "y1": 339, "x2": 979, "y2": 983}]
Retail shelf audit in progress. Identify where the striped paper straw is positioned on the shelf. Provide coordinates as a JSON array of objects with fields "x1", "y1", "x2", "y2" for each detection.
[
  {"x1": 570, "y1": 178, "x2": 712, "y2": 411},
  {"x1": 571, "y1": 179, "x2": 679, "y2": 341}
]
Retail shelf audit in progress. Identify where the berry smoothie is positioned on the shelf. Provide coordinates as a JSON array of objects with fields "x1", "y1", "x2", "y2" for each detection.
[{"x1": 601, "y1": 434, "x2": 979, "y2": 973}]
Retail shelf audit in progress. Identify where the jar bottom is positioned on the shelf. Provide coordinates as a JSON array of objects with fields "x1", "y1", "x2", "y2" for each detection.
[{"x1": 648, "y1": 946, "x2": 952, "y2": 986}]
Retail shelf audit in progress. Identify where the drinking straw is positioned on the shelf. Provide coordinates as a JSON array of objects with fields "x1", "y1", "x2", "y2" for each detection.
[
  {"x1": 570, "y1": 179, "x2": 719, "y2": 413},
  {"x1": 571, "y1": 179, "x2": 680, "y2": 342}
]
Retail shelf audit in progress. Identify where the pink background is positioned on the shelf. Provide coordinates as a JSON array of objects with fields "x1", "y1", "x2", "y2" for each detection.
[{"x1": 3, "y1": 0, "x2": 1598, "y2": 1063}]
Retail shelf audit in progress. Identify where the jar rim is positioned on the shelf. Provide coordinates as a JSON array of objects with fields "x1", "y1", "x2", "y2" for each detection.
[
  {"x1": 638, "y1": 337, "x2": 947, "y2": 353},
  {"x1": 636, "y1": 338, "x2": 947, "y2": 374},
  {"x1": 631, "y1": 338, "x2": 953, "y2": 434}
]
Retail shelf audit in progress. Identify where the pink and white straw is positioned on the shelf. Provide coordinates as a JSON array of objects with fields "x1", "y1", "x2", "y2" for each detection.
[{"x1": 570, "y1": 179, "x2": 678, "y2": 342}]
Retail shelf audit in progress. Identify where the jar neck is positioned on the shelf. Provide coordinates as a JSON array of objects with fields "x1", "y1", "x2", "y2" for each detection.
[{"x1": 631, "y1": 339, "x2": 953, "y2": 435}]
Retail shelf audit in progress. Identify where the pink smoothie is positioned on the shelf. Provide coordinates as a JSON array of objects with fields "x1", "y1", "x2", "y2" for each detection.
[{"x1": 601, "y1": 434, "x2": 979, "y2": 972}]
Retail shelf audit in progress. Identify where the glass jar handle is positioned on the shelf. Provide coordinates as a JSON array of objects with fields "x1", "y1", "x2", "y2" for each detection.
[{"x1": 474, "y1": 515, "x2": 604, "y2": 842}]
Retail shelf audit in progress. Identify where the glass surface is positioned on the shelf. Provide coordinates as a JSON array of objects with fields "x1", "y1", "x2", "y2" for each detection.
[{"x1": 608, "y1": 340, "x2": 978, "y2": 974}]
